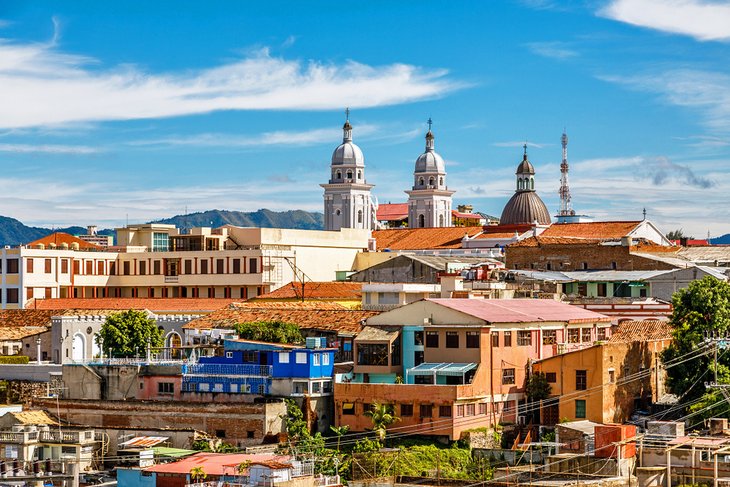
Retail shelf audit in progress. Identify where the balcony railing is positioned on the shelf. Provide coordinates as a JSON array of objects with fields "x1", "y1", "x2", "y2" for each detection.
[
  {"x1": 183, "y1": 363, "x2": 272, "y2": 377},
  {"x1": 40, "y1": 430, "x2": 97, "y2": 444},
  {"x1": 314, "y1": 475, "x2": 341, "y2": 487},
  {"x1": 0, "y1": 431, "x2": 38, "y2": 443}
]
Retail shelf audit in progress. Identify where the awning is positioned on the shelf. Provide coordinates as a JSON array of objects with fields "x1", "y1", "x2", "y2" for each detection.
[
  {"x1": 120, "y1": 436, "x2": 169, "y2": 448},
  {"x1": 407, "y1": 363, "x2": 477, "y2": 377}
]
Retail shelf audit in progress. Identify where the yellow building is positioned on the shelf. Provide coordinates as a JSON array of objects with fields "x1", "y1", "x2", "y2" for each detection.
[{"x1": 532, "y1": 320, "x2": 672, "y2": 424}]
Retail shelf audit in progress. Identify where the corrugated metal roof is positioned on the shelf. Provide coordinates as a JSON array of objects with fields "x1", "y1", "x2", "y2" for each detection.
[
  {"x1": 427, "y1": 298, "x2": 611, "y2": 324},
  {"x1": 120, "y1": 436, "x2": 169, "y2": 448},
  {"x1": 408, "y1": 362, "x2": 477, "y2": 376}
]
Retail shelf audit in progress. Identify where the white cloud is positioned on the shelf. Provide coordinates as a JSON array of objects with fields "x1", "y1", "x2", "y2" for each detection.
[
  {"x1": 600, "y1": 0, "x2": 730, "y2": 41},
  {"x1": 0, "y1": 38, "x2": 465, "y2": 129},
  {"x1": 0, "y1": 143, "x2": 100, "y2": 154},
  {"x1": 525, "y1": 41, "x2": 579, "y2": 60},
  {"x1": 600, "y1": 69, "x2": 730, "y2": 132}
]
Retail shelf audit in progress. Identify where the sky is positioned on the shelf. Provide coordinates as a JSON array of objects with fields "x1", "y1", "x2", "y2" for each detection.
[{"x1": 1, "y1": 0, "x2": 730, "y2": 237}]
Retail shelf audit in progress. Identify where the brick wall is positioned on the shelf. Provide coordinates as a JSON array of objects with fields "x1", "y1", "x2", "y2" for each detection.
[{"x1": 507, "y1": 244, "x2": 676, "y2": 272}]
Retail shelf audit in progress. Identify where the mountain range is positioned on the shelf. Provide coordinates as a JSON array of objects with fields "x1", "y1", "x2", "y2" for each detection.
[{"x1": 0, "y1": 209, "x2": 325, "y2": 247}]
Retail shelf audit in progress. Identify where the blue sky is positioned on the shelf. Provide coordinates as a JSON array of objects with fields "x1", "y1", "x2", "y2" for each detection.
[{"x1": 1, "y1": 0, "x2": 730, "y2": 237}]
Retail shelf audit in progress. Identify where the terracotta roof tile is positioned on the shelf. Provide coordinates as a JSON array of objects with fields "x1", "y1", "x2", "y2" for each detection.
[
  {"x1": 508, "y1": 236, "x2": 604, "y2": 247},
  {"x1": 0, "y1": 310, "x2": 57, "y2": 341},
  {"x1": 608, "y1": 320, "x2": 673, "y2": 342},
  {"x1": 373, "y1": 227, "x2": 482, "y2": 250},
  {"x1": 253, "y1": 281, "x2": 362, "y2": 300},
  {"x1": 540, "y1": 221, "x2": 641, "y2": 240},
  {"x1": 184, "y1": 301, "x2": 378, "y2": 334},
  {"x1": 376, "y1": 203, "x2": 409, "y2": 221},
  {"x1": 26, "y1": 232, "x2": 99, "y2": 250},
  {"x1": 10, "y1": 410, "x2": 58, "y2": 425},
  {"x1": 30, "y1": 298, "x2": 235, "y2": 313}
]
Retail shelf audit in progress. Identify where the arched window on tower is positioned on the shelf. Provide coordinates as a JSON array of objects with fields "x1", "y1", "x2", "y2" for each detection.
[
  {"x1": 418, "y1": 214, "x2": 425, "y2": 228},
  {"x1": 357, "y1": 210, "x2": 363, "y2": 224},
  {"x1": 358, "y1": 170, "x2": 362, "y2": 180},
  {"x1": 429, "y1": 177, "x2": 434, "y2": 187},
  {"x1": 419, "y1": 177, "x2": 425, "y2": 186},
  {"x1": 439, "y1": 214, "x2": 444, "y2": 227},
  {"x1": 336, "y1": 170, "x2": 341, "y2": 180},
  {"x1": 530, "y1": 178, "x2": 534, "y2": 190},
  {"x1": 346, "y1": 170, "x2": 353, "y2": 180},
  {"x1": 439, "y1": 177, "x2": 444, "y2": 186}
]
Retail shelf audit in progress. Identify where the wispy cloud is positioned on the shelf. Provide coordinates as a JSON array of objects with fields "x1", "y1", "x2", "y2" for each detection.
[
  {"x1": 600, "y1": 0, "x2": 730, "y2": 41},
  {"x1": 599, "y1": 69, "x2": 730, "y2": 132},
  {"x1": 525, "y1": 41, "x2": 579, "y2": 60},
  {"x1": 0, "y1": 36, "x2": 466, "y2": 129},
  {"x1": 0, "y1": 143, "x2": 100, "y2": 154},
  {"x1": 492, "y1": 141, "x2": 550, "y2": 149},
  {"x1": 636, "y1": 156, "x2": 714, "y2": 188}
]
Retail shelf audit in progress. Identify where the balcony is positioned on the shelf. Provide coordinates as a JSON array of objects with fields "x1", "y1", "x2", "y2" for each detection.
[
  {"x1": 183, "y1": 363, "x2": 272, "y2": 377},
  {"x1": 40, "y1": 429, "x2": 97, "y2": 445},
  {"x1": 0, "y1": 431, "x2": 38, "y2": 444}
]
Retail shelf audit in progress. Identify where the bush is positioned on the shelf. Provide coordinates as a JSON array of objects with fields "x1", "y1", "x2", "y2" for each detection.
[{"x1": 0, "y1": 355, "x2": 30, "y2": 364}]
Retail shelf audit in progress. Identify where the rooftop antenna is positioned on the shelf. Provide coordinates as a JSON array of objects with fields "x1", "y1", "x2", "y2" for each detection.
[{"x1": 558, "y1": 129, "x2": 574, "y2": 217}]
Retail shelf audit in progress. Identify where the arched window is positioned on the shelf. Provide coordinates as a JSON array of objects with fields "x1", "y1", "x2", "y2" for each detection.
[
  {"x1": 336, "y1": 209, "x2": 341, "y2": 216},
  {"x1": 419, "y1": 177, "x2": 425, "y2": 186},
  {"x1": 72, "y1": 333, "x2": 86, "y2": 362},
  {"x1": 429, "y1": 177, "x2": 434, "y2": 187},
  {"x1": 346, "y1": 170, "x2": 353, "y2": 179},
  {"x1": 357, "y1": 170, "x2": 362, "y2": 179},
  {"x1": 530, "y1": 178, "x2": 535, "y2": 190},
  {"x1": 418, "y1": 214, "x2": 425, "y2": 228},
  {"x1": 439, "y1": 177, "x2": 444, "y2": 186},
  {"x1": 357, "y1": 210, "x2": 363, "y2": 223},
  {"x1": 336, "y1": 170, "x2": 341, "y2": 180},
  {"x1": 439, "y1": 214, "x2": 444, "y2": 227}
]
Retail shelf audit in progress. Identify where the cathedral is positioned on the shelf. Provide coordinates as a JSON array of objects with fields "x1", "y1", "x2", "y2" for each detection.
[{"x1": 321, "y1": 112, "x2": 551, "y2": 231}]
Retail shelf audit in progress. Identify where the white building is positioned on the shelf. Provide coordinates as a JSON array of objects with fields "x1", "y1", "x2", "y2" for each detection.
[
  {"x1": 321, "y1": 113, "x2": 375, "y2": 231},
  {"x1": 406, "y1": 122, "x2": 454, "y2": 228}
]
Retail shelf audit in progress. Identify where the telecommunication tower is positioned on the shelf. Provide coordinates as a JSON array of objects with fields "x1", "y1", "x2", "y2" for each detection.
[{"x1": 558, "y1": 130, "x2": 574, "y2": 217}]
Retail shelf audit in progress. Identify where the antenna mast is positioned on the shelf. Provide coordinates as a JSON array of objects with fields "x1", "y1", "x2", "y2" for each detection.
[{"x1": 558, "y1": 130, "x2": 574, "y2": 216}]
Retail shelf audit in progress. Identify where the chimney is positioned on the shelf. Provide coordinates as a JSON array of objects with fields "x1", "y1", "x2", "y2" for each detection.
[{"x1": 621, "y1": 236, "x2": 633, "y2": 247}]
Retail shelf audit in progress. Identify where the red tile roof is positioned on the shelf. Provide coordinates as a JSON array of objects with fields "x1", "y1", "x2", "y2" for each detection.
[
  {"x1": 253, "y1": 281, "x2": 362, "y2": 300},
  {"x1": 373, "y1": 227, "x2": 483, "y2": 250},
  {"x1": 509, "y1": 236, "x2": 604, "y2": 247},
  {"x1": 540, "y1": 221, "x2": 642, "y2": 240},
  {"x1": 26, "y1": 232, "x2": 99, "y2": 250},
  {"x1": 376, "y1": 203, "x2": 409, "y2": 221},
  {"x1": 0, "y1": 310, "x2": 57, "y2": 341},
  {"x1": 146, "y1": 452, "x2": 291, "y2": 476},
  {"x1": 30, "y1": 298, "x2": 236, "y2": 313},
  {"x1": 452, "y1": 210, "x2": 481, "y2": 219},
  {"x1": 184, "y1": 301, "x2": 378, "y2": 334},
  {"x1": 426, "y1": 298, "x2": 611, "y2": 324},
  {"x1": 609, "y1": 320, "x2": 673, "y2": 342}
]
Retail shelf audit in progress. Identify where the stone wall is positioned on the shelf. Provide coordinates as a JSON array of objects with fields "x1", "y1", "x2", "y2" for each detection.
[{"x1": 507, "y1": 243, "x2": 676, "y2": 272}]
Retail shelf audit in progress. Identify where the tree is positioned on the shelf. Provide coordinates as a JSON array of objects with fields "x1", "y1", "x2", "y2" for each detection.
[
  {"x1": 329, "y1": 425, "x2": 349, "y2": 452},
  {"x1": 525, "y1": 372, "x2": 552, "y2": 402},
  {"x1": 364, "y1": 403, "x2": 399, "y2": 442},
  {"x1": 189, "y1": 467, "x2": 207, "y2": 483},
  {"x1": 666, "y1": 229, "x2": 694, "y2": 241},
  {"x1": 96, "y1": 310, "x2": 163, "y2": 358},
  {"x1": 662, "y1": 276, "x2": 730, "y2": 416},
  {"x1": 234, "y1": 320, "x2": 304, "y2": 344}
]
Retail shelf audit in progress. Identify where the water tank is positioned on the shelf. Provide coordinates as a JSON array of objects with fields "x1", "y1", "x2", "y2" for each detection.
[{"x1": 71, "y1": 242, "x2": 80, "y2": 250}]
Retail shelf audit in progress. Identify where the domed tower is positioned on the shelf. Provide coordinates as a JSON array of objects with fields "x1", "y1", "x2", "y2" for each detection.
[
  {"x1": 499, "y1": 144, "x2": 551, "y2": 225},
  {"x1": 321, "y1": 109, "x2": 375, "y2": 231},
  {"x1": 405, "y1": 119, "x2": 455, "y2": 228}
]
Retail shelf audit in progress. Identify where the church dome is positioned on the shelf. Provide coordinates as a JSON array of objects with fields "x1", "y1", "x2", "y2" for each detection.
[
  {"x1": 415, "y1": 130, "x2": 445, "y2": 173},
  {"x1": 516, "y1": 154, "x2": 535, "y2": 175},
  {"x1": 331, "y1": 121, "x2": 364, "y2": 166},
  {"x1": 500, "y1": 191, "x2": 551, "y2": 225}
]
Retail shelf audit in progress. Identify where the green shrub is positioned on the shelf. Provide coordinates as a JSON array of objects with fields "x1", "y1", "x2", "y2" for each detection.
[{"x1": 0, "y1": 355, "x2": 30, "y2": 364}]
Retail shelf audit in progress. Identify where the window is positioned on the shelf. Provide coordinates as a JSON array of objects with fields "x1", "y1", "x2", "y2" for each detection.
[
  {"x1": 123, "y1": 261, "x2": 130, "y2": 276},
  {"x1": 247, "y1": 431, "x2": 255, "y2": 439},
  {"x1": 545, "y1": 372, "x2": 557, "y2": 383},
  {"x1": 611, "y1": 261, "x2": 618, "y2": 270},
  {"x1": 466, "y1": 331, "x2": 480, "y2": 348},
  {"x1": 568, "y1": 329, "x2": 580, "y2": 343},
  {"x1": 279, "y1": 352, "x2": 290, "y2": 364},
  {"x1": 414, "y1": 351, "x2": 424, "y2": 366},
  {"x1": 502, "y1": 368, "x2": 515, "y2": 385},
  {"x1": 312, "y1": 382, "x2": 321, "y2": 394},
  {"x1": 517, "y1": 331, "x2": 532, "y2": 346},
  {"x1": 26, "y1": 258, "x2": 34, "y2": 273},
  {"x1": 183, "y1": 260, "x2": 191, "y2": 274},
  {"x1": 60, "y1": 259, "x2": 68, "y2": 274},
  {"x1": 597, "y1": 283, "x2": 607, "y2": 297},
  {"x1": 322, "y1": 353, "x2": 330, "y2": 366},
  {"x1": 597, "y1": 328, "x2": 607, "y2": 341},
  {"x1": 109, "y1": 262, "x2": 116, "y2": 275},
  {"x1": 226, "y1": 352, "x2": 233, "y2": 358},
  {"x1": 153, "y1": 260, "x2": 161, "y2": 275},
  {"x1": 426, "y1": 331, "x2": 439, "y2": 348},
  {"x1": 139, "y1": 261, "x2": 147, "y2": 275},
  {"x1": 543, "y1": 330, "x2": 557, "y2": 345},
  {"x1": 356, "y1": 343, "x2": 388, "y2": 366},
  {"x1": 608, "y1": 369, "x2": 615, "y2": 383},
  {"x1": 312, "y1": 353, "x2": 320, "y2": 366},
  {"x1": 6, "y1": 288, "x2": 19, "y2": 304},
  {"x1": 358, "y1": 210, "x2": 363, "y2": 224},
  {"x1": 439, "y1": 405, "x2": 452, "y2": 417},
  {"x1": 233, "y1": 259, "x2": 241, "y2": 274},
  {"x1": 200, "y1": 260, "x2": 208, "y2": 274},
  {"x1": 158, "y1": 382, "x2": 174, "y2": 394},
  {"x1": 575, "y1": 400, "x2": 586, "y2": 419},
  {"x1": 216, "y1": 259, "x2": 224, "y2": 274},
  {"x1": 576, "y1": 370, "x2": 587, "y2": 390},
  {"x1": 479, "y1": 403, "x2": 487, "y2": 415},
  {"x1": 419, "y1": 404, "x2": 433, "y2": 419},
  {"x1": 249, "y1": 259, "x2": 258, "y2": 274},
  {"x1": 323, "y1": 381, "x2": 333, "y2": 393},
  {"x1": 44, "y1": 259, "x2": 52, "y2": 273},
  {"x1": 582, "y1": 328, "x2": 592, "y2": 343},
  {"x1": 491, "y1": 332, "x2": 499, "y2": 347},
  {"x1": 296, "y1": 352, "x2": 307, "y2": 364},
  {"x1": 414, "y1": 331, "x2": 424, "y2": 346},
  {"x1": 400, "y1": 404, "x2": 413, "y2": 417},
  {"x1": 456, "y1": 404, "x2": 464, "y2": 417},
  {"x1": 446, "y1": 332, "x2": 459, "y2": 348},
  {"x1": 582, "y1": 262, "x2": 588, "y2": 270},
  {"x1": 418, "y1": 214, "x2": 425, "y2": 228},
  {"x1": 152, "y1": 232, "x2": 169, "y2": 252},
  {"x1": 504, "y1": 331, "x2": 512, "y2": 347},
  {"x1": 243, "y1": 351, "x2": 257, "y2": 363},
  {"x1": 215, "y1": 429, "x2": 226, "y2": 438}
]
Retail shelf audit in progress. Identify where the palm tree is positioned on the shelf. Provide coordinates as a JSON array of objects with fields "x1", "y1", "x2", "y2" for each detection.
[
  {"x1": 329, "y1": 425, "x2": 349, "y2": 452},
  {"x1": 364, "y1": 403, "x2": 400, "y2": 443},
  {"x1": 190, "y1": 466, "x2": 207, "y2": 484}
]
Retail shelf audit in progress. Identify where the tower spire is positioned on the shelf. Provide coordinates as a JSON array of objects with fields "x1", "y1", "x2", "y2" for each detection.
[
  {"x1": 425, "y1": 117, "x2": 434, "y2": 151},
  {"x1": 558, "y1": 130, "x2": 573, "y2": 217},
  {"x1": 342, "y1": 107, "x2": 352, "y2": 142}
]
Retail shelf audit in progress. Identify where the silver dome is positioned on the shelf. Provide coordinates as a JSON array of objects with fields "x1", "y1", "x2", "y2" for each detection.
[
  {"x1": 415, "y1": 150, "x2": 445, "y2": 173},
  {"x1": 331, "y1": 141, "x2": 364, "y2": 166}
]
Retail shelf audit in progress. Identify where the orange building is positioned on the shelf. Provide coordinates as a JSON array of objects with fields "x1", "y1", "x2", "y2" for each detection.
[
  {"x1": 532, "y1": 320, "x2": 673, "y2": 425},
  {"x1": 334, "y1": 298, "x2": 611, "y2": 440}
]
